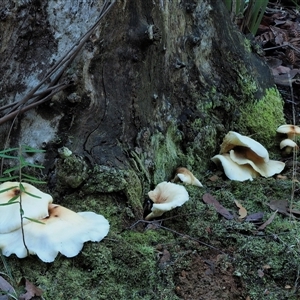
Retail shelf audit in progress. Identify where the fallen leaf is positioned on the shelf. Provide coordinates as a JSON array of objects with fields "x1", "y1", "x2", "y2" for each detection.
[
  {"x1": 202, "y1": 193, "x2": 234, "y2": 220},
  {"x1": 263, "y1": 264, "x2": 271, "y2": 270},
  {"x1": 245, "y1": 212, "x2": 264, "y2": 223},
  {"x1": 234, "y1": 200, "x2": 247, "y2": 219},
  {"x1": 276, "y1": 174, "x2": 288, "y2": 180},
  {"x1": 257, "y1": 210, "x2": 278, "y2": 231},
  {"x1": 205, "y1": 227, "x2": 212, "y2": 234},
  {"x1": 158, "y1": 249, "x2": 171, "y2": 267},
  {"x1": 257, "y1": 269, "x2": 264, "y2": 278},
  {"x1": 0, "y1": 276, "x2": 15, "y2": 300},
  {"x1": 268, "y1": 199, "x2": 290, "y2": 216},
  {"x1": 285, "y1": 285, "x2": 292, "y2": 289},
  {"x1": 18, "y1": 278, "x2": 43, "y2": 300},
  {"x1": 208, "y1": 174, "x2": 219, "y2": 182}
]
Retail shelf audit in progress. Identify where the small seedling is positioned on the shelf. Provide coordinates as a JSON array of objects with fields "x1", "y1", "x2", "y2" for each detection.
[{"x1": 0, "y1": 145, "x2": 47, "y2": 254}]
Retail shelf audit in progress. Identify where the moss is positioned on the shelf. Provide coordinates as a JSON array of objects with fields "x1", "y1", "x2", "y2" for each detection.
[
  {"x1": 55, "y1": 155, "x2": 89, "y2": 188},
  {"x1": 235, "y1": 87, "x2": 285, "y2": 148},
  {"x1": 243, "y1": 37, "x2": 252, "y2": 53},
  {"x1": 150, "y1": 124, "x2": 184, "y2": 184},
  {"x1": 81, "y1": 165, "x2": 143, "y2": 214},
  {"x1": 3, "y1": 171, "x2": 300, "y2": 299}
]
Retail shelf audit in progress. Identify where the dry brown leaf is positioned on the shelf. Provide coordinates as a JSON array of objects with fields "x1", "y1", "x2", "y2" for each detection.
[
  {"x1": 263, "y1": 264, "x2": 271, "y2": 270},
  {"x1": 276, "y1": 174, "x2": 288, "y2": 180},
  {"x1": 18, "y1": 278, "x2": 43, "y2": 300},
  {"x1": 0, "y1": 276, "x2": 15, "y2": 300},
  {"x1": 208, "y1": 174, "x2": 219, "y2": 182},
  {"x1": 257, "y1": 210, "x2": 278, "y2": 231},
  {"x1": 234, "y1": 200, "x2": 247, "y2": 219},
  {"x1": 285, "y1": 285, "x2": 292, "y2": 289},
  {"x1": 202, "y1": 193, "x2": 234, "y2": 220},
  {"x1": 268, "y1": 199, "x2": 290, "y2": 216},
  {"x1": 245, "y1": 212, "x2": 264, "y2": 223}
]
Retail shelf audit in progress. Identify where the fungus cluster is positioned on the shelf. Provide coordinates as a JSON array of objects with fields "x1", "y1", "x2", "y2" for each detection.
[
  {"x1": 0, "y1": 182, "x2": 109, "y2": 262},
  {"x1": 211, "y1": 131, "x2": 285, "y2": 181},
  {"x1": 277, "y1": 124, "x2": 300, "y2": 155},
  {"x1": 145, "y1": 167, "x2": 202, "y2": 220}
]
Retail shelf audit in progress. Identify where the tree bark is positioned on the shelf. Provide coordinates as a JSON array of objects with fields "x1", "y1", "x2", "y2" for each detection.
[
  {"x1": 0, "y1": 1, "x2": 281, "y2": 192},
  {"x1": 0, "y1": 1, "x2": 282, "y2": 194}
]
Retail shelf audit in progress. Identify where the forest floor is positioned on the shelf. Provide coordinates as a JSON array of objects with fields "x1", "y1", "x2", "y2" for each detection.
[{"x1": 172, "y1": 2, "x2": 300, "y2": 299}]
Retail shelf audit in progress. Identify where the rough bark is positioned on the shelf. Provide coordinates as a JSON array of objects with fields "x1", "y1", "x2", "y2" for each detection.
[
  {"x1": 1, "y1": 0, "x2": 280, "y2": 182},
  {"x1": 0, "y1": 1, "x2": 289, "y2": 298}
]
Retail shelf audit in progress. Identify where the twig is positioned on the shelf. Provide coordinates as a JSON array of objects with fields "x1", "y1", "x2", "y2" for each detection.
[
  {"x1": 0, "y1": 0, "x2": 116, "y2": 126},
  {"x1": 128, "y1": 219, "x2": 230, "y2": 257},
  {"x1": 264, "y1": 42, "x2": 300, "y2": 53},
  {"x1": 0, "y1": 83, "x2": 73, "y2": 126}
]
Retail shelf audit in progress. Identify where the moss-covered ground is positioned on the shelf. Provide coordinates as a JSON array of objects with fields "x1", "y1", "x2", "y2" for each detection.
[{"x1": 2, "y1": 163, "x2": 300, "y2": 299}]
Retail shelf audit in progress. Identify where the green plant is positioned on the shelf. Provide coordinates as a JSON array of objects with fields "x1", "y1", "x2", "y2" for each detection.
[
  {"x1": 0, "y1": 145, "x2": 46, "y2": 254},
  {"x1": 0, "y1": 145, "x2": 46, "y2": 184},
  {"x1": 223, "y1": 0, "x2": 269, "y2": 35},
  {"x1": 0, "y1": 146, "x2": 47, "y2": 299}
]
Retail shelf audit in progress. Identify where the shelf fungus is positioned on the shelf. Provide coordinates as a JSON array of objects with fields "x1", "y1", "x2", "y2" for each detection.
[
  {"x1": 0, "y1": 182, "x2": 110, "y2": 262},
  {"x1": 212, "y1": 131, "x2": 285, "y2": 181},
  {"x1": 145, "y1": 182, "x2": 189, "y2": 220},
  {"x1": 0, "y1": 181, "x2": 53, "y2": 234},
  {"x1": 211, "y1": 153, "x2": 259, "y2": 181},
  {"x1": 173, "y1": 167, "x2": 203, "y2": 187}
]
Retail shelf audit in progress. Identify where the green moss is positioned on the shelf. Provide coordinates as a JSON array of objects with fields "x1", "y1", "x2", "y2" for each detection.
[
  {"x1": 81, "y1": 165, "x2": 143, "y2": 213},
  {"x1": 235, "y1": 87, "x2": 285, "y2": 147},
  {"x1": 150, "y1": 124, "x2": 183, "y2": 184},
  {"x1": 243, "y1": 38, "x2": 252, "y2": 53},
  {"x1": 56, "y1": 155, "x2": 88, "y2": 188},
  {"x1": 3, "y1": 172, "x2": 300, "y2": 299}
]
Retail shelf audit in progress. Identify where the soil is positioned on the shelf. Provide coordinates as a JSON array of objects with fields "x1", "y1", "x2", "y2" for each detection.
[{"x1": 174, "y1": 251, "x2": 244, "y2": 300}]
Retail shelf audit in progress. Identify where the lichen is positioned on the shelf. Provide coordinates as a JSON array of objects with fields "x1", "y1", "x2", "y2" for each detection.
[{"x1": 235, "y1": 87, "x2": 285, "y2": 148}]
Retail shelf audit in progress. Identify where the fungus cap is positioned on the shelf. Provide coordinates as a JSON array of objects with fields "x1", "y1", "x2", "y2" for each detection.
[
  {"x1": 174, "y1": 167, "x2": 203, "y2": 187},
  {"x1": 229, "y1": 149, "x2": 285, "y2": 178},
  {"x1": 211, "y1": 153, "x2": 259, "y2": 181},
  {"x1": 145, "y1": 182, "x2": 189, "y2": 220},
  {"x1": 220, "y1": 131, "x2": 269, "y2": 162},
  {"x1": 276, "y1": 124, "x2": 300, "y2": 140},
  {"x1": 279, "y1": 138, "x2": 298, "y2": 150},
  {"x1": 0, "y1": 182, "x2": 53, "y2": 234},
  {"x1": 0, "y1": 204, "x2": 110, "y2": 262}
]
